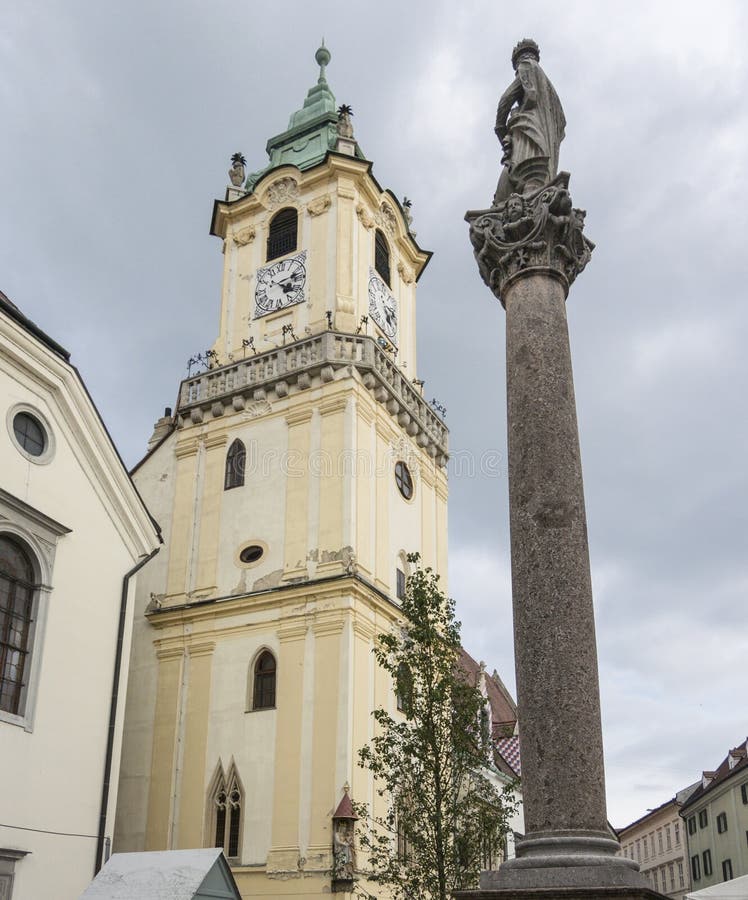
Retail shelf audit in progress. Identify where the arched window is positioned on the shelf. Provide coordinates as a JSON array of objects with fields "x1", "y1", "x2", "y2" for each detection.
[
  {"x1": 374, "y1": 229, "x2": 391, "y2": 286},
  {"x1": 253, "y1": 650, "x2": 276, "y2": 710},
  {"x1": 0, "y1": 535, "x2": 37, "y2": 716},
  {"x1": 266, "y1": 207, "x2": 298, "y2": 261},
  {"x1": 224, "y1": 439, "x2": 246, "y2": 490},
  {"x1": 209, "y1": 762, "x2": 244, "y2": 860}
]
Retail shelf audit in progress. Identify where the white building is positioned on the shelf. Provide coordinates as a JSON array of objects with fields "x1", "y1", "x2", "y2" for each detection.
[{"x1": 0, "y1": 291, "x2": 160, "y2": 900}]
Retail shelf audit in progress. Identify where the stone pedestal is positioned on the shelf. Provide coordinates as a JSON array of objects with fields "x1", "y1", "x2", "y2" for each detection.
[{"x1": 465, "y1": 174, "x2": 655, "y2": 898}]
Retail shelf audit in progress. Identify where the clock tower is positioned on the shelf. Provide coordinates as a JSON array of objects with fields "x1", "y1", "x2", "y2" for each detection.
[{"x1": 115, "y1": 45, "x2": 448, "y2": 899}]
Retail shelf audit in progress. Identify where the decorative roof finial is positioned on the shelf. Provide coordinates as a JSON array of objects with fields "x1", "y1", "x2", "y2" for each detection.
[{"x1": 316, "y1": 40, "x2": 331, "y2": 83}]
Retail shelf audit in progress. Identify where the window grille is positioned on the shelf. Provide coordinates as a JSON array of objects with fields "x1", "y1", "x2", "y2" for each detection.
[
  {"x1": 253, "y1": 651, "x2": 276, "y2": 709},
  {"x1": 0, "y1": 535, "x2": 37, "y2": 715},
  {"x1": 267, "y1": 208, "x2": 298, "y2": 261},
  {"x1": 396, "y1": 568, "x2": 406, "y2": 600},
  {"x1": 374, "y1": 229, "x2": 390, "y2": 285},
  {"x1": 225, "y1": 439, "x2": 246, "y2": 490}
]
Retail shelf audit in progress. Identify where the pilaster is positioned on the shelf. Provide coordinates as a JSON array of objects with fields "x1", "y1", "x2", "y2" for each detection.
[
  {"x1": 166, "y1": 439, "x2": 200, "y2": 598},
  {"x1": 283, "y1": 408, "x2": 313, "y2": 580},
  {"x1": 195, "y1": 433, "x2": 227, "y2": 594},
  {"x1": 176, "y1": 640, "x2": 216, "y2": 848},
  {"x1": 268, "y1": 622, "x2": 307, "y2": 872},
  {"x1": 307, "y1": 617, "x2": 344, "y2": 864},
  {"x1": 145, "y1": 647, "x2": 185, "y2": 850}
]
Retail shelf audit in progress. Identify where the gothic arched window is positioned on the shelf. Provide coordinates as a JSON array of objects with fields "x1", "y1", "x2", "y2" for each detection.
[
  {"x1": 224, "y1": 439, "x2": 246, "y2": 490},
  {"x1": 209, "y1": 763, "x2": 244, "y2": 860},
  {"x1": 0, "y1": 535, "x2": 38, "y2": 716},
  {"x1": 375, "y1": 229, "x2": 391, "y2": 286},
  {"x1": 266, "y1": 207, "x2": 298, "y2": 261},
  {"x1": 252, "y1": 650, "x2": 276, "y2": 710}
]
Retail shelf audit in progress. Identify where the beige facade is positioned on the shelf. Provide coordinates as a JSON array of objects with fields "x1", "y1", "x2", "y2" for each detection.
[
  {"x1": 113, "y1": 58, "x2": 456, "y2": 898},
  {"x1": 680, "y1": 739, "x2": 748, "y2": 891},
  {"x1": 0, "y1": 293, "x2": 159, "y2": 900},
  {"x1": 619, "y1": 797, "x2": 692, "y2": 899}
]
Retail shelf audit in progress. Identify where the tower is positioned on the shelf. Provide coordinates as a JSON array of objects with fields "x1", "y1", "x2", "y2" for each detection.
[{"x1": 115, "y1": 46, "x2": 449, "y2": 898}]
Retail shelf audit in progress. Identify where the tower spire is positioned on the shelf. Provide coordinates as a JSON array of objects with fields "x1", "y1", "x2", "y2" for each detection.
[{"x1": 316, "y1": 39, "x2": 331, "y2": 83}]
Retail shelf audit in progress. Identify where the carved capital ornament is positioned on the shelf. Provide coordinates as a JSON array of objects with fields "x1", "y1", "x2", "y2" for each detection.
[{"x1": 465, "y1": 173, "x2": 594, "y2": 306}]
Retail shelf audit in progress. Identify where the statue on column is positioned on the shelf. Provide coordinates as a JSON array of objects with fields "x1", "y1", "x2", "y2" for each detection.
[
  {"x1": 494, "y1": 39, "x2": 566, "y2": 205},
  {"x1": 466, "y1": 39, "x2": 593, "y2": 306}
]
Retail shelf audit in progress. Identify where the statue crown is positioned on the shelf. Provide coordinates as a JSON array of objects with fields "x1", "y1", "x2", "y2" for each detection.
[{"x1": 511, "y1": 38, "x2": 540, "y2": 69}]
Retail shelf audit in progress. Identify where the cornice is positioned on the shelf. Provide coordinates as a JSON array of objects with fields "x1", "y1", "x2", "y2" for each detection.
[
  {"x1": 211, "y1": 154, "x2": 431, "y2": 279},
  {"x1": 147, "y1": 572, "x2": 403, "y2": 630}
]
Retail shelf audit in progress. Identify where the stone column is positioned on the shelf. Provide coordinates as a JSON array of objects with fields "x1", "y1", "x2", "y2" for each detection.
[{"x1": 462, "y1": 173, "x2": 651, "y2": 897}]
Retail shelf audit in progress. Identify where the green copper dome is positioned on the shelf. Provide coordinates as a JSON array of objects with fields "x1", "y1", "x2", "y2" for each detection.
[{"x1": 245, "y1": 43, "x2": 361, "y2": 190}]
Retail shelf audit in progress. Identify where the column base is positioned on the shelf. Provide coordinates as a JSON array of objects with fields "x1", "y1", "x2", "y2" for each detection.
[
  {"x1": 472, "y1": 830, "x2": 648, "y2": 893},
  {"x1": 454, "y1": 888, "x2": 667, "y2": 900}
]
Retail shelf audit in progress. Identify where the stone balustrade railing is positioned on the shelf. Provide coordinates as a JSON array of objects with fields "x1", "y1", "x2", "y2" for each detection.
[{"x1": 177, "y1": 332, "x2": 448, "y2": 463}]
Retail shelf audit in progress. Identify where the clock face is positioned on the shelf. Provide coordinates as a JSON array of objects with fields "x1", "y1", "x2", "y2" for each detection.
[
  {"x1": 255, "y1": 251, "x2": 307, "y2": 317},
  {"x1": 368, "y1": 271, "x2": 397, "y2": 342}
]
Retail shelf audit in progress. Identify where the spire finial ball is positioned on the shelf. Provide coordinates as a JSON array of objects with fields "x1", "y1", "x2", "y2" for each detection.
[{"x1": 316, "y1": 42, "x2": 331, "y2": 69}]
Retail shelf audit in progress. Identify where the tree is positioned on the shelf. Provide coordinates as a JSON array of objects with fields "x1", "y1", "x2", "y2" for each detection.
[{"x1": 355, "y1": 554, "x2": 518, "y2": 900}]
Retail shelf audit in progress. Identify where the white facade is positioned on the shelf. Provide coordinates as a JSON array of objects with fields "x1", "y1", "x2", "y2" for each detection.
[{"x1": 0, "y1": 294, "x2": 159, "y2": 900}]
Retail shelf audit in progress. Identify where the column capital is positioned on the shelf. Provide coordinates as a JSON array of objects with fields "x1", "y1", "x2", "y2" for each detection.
[{"x1": 465, "y1": 172, "x2": 594, "y2": 308}]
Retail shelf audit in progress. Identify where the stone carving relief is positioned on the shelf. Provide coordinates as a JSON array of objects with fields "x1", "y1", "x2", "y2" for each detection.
[
  {"x1": 390, "y1": 436, "x2": 421, "y2": 479},
  {"x1": 263, "y1": 176, "x2": 300, "y2": 210},
  {"x1": 241, "y1": 399, "x2": 273, "y2": 419},
  {"x1": 375, "y1": 203, "x2": 397, "y2": 236},
  {"x1": 465, "y1": 173, "x2": 594, "y2": 306},
  {"x1": 397, "y1": 261, "x2": 414, "y2": 285},
  {"x1": 233, "y1": 226, "x2": 256, "y2": 246},
  {"x1": 307, "y1": 195, "x2": 331, "y2": 217},
  {"x1": 355, "y1": 204, "x2": 374, "y2": 230}
]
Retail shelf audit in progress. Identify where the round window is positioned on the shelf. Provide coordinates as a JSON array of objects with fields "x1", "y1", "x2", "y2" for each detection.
[
  {"x1": 239, "y1": 545, "x2": 264, "y2": 564},
  {"x1": 13, "y1": 412, "x2": 46, "y2": 457},
  {"x1": 395, "y1": 461, "x2": 413, "y2": 500}
]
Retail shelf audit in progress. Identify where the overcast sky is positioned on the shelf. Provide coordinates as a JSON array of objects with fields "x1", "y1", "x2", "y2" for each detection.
[{"x1": 2, "y1": 0, "x2": 747, "y2": 829}]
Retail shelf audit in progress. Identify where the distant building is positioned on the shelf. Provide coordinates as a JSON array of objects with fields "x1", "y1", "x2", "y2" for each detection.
[
  {"x1": 617, "y1": 784, "x2": 698, "y2": 900},
  {"x1": 458, "y1": 648, "x2": 525, "y2": 862},
  {"x1": 0, "y1": 291, "x2": 160, "y2": 900},
  {"x1": 680, "y1": 738, "x2": 748, "y2": 892}
]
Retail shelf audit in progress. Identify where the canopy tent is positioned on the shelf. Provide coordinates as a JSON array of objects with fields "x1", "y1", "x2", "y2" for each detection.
[
  {"x1": 686, "y1": 874, "x2": 748, "y2": 900},
  {"x1": 80, "y1": 848, "x2": 241, "y2": 900}
]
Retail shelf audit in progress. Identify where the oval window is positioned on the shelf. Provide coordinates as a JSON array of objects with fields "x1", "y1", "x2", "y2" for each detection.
[
  {"x1": 239, "y1": 545, "x2": 264, "y2": 564},
  {"x1": 13, "y1": 412, "x2": 46, "y2": 457},
  {"x1": 395, "y1": 461, "x2": 413, "y2": 500}
]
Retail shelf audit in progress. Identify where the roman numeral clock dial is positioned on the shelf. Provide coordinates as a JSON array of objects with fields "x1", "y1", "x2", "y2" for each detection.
[
  {"x1": 254, "y1": 251, "x2": 307, "y2": 317},
  {"x1": 368, "y1": 270, "x2": 397, "y2": 343}
]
